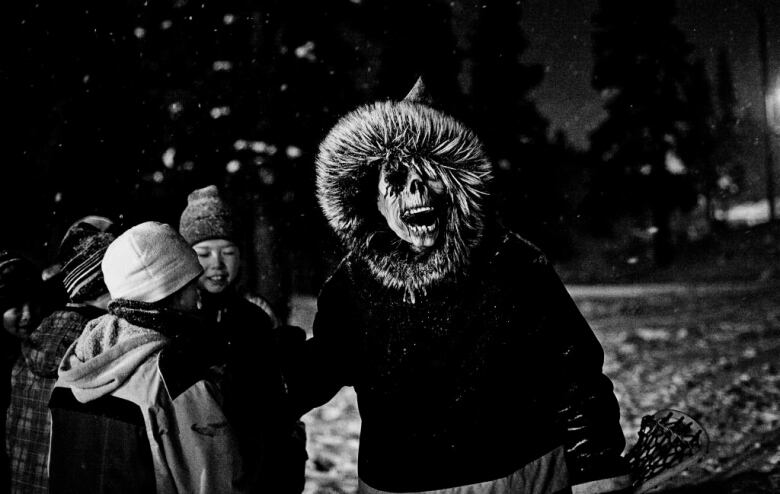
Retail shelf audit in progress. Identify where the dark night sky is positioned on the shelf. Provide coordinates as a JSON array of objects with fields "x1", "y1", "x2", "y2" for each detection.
[{"x1": 522, "y1": 0, "x2": 780, "y2": 149}]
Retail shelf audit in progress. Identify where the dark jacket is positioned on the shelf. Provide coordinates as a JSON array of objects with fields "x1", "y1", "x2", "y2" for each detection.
[
  {"x1": 200, "y1": 292, "x2": 307, "y2": 494},
  {"x1": 292, "y1": 232, "x2": 628, "y2": 492},
  {"x1": 306, "y1": 94, "x2": 628, "y2": 493},
  {"x1": 49, "y1": 301, "x2": 248, "y2": 494}
]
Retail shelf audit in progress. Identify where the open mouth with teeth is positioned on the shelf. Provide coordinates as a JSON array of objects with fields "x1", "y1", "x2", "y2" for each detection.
[{"x1": 401, "y1": 206, "x2": 439, "y2": 233}]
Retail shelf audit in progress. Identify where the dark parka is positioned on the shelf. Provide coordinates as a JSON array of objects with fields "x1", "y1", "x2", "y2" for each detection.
[
  {"x1": 199, "y1": 291, "x2": 307, "y2": 494},
  {"x1": 291, "y1": 93, "x2": 629, "y2": 493}
]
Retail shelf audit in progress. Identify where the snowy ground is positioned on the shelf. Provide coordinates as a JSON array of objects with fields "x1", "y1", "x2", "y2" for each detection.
[{"x1": 289, "y1": 282, "x2": 780, "y2": 493}]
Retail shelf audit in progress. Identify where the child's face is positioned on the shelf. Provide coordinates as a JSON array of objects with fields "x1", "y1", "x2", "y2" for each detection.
[
  {"x1": 193, "y1": 239, "x2": 240, "y2": 294},
  {"x1": 3, "y1": 300, "x2": 40, "y2": 340}
]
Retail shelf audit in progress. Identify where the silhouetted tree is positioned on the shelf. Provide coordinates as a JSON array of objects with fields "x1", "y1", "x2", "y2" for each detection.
[
  {"x1": 469, "y1": 0, "x2": 569, "y2": 254},
  {"x1": 590, "y1": 0, "x2": 696, "y2": 265},
  {"x1": 678, "y1": 58, "x2": 718, "y2": 224},
  {"x1": 709, "y1": 48, "x2": 747, "y2": 215},
  {"x1": 368, "y1": 0, "x2": 462, "y2": 109}
]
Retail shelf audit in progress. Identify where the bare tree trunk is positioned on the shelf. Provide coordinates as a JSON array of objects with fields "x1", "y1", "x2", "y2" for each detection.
[{"x1": 247, "y1": 197, "x2": 291, "y2": 323}]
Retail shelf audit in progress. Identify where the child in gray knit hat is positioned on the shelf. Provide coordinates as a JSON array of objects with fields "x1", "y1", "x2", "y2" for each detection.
[
  {"x1": 179, "y1": 185, "x2": 278, "y2": 323},
  {"x1": 179, "y1": 185, "x2": 307, "y2": 494}
]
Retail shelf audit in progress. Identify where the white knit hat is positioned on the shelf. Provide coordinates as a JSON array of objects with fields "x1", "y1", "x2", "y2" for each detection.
[{"x1": 101, "y1": 221, "x2": 203, "y2": 303}]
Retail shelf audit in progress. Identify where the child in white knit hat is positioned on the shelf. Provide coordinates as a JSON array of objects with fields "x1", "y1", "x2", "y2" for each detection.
[{"x1": 48, "y1": 221, "x2": 248, "y2": 494}]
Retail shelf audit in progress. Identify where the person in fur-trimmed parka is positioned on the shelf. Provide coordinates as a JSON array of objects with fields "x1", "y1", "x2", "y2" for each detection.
[{"x1": 291, "y1": 80, "x2": 630, "y2": 494}]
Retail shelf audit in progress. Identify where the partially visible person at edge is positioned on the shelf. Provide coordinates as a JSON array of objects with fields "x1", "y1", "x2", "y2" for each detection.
[
  {"x1": 287, "y1": 80, "x2": 631, "y2": 494},
  {"x1": 179, "y1": 185, "x2": 307, "y2": 494},
  {"x1": 1, "y1": 252, "x2": 46, "y2": 493},
  {"x1": 6, "y1": 223, "x2": 114, "y2": 494},
  {"x1": 49, "y1": 221, "x2": 248, "y2": 493}
]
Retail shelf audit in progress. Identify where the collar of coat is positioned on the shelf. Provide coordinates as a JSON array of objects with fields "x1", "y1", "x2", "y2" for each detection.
[{"x1": 316, "y1": 100, "x2": 493, "y2": 303}]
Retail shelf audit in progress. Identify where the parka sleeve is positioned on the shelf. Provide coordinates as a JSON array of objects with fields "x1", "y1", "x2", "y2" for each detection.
[
  {"x1": 536, "y1": 263, "x2": 631, "y2": 493},
  {"x1": 155, "y1": 378, "x2": 249, "y2": 493},
  {"x1": 285, "y1": 264, "x2": 360, "y2": 417}
]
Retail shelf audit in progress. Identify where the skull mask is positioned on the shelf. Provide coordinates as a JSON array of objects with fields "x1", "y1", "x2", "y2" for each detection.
[{"x1": 377, "y1": 162, "x2": 447, "y2": 252}]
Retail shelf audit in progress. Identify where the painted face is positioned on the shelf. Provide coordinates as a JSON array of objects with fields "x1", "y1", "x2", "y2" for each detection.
[
  {"x1": 377, "y1": 164, "x2": 446, "y2": 252},
  {"x1": 193, "y1": 239, "x2": 240, "y2": 294},
  {"x1": 3, "y1": 301, "x2": 41, "y2": 339}
]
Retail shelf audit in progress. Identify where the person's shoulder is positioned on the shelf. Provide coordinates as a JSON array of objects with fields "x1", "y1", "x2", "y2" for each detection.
[{"x1": 29, "y1": 308, "x2": 88, "y2": 348}]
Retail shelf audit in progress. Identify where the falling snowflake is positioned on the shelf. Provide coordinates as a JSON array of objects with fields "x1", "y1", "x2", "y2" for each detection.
[
  {"x1": 250, "y1": 141, "x2": 267, "y2": 153},
  {"x1": 286, "y1": 145, "x2": 302, "y2": 159},
  {"x1": 665, "y1": 151, "x2": 686, "y2": 175},
  {"x1": 226, "y1": 160, "x2": 241, "y2": 173},
  {"x1": 259, "y1": 168, "x2": 275, "y2": 185},
  {"x1": 162, "y1": 148, "x2": 176, "y2": 168},
  {"x1": 210, "y1": 106, "x2": 231, "y2": 119},
  {"x1": 294, "y1": 41, "x2": 316, "y2": 61},
  {"x1": 169, "y1": 102, "x2": 183, "y2": 116},
  {"x1": 213, "y1": 60, "x2": 233, "y2": 71}
]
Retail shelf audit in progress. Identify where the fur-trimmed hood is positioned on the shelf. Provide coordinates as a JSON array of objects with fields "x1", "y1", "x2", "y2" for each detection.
[{"x1": 316, "y1": 99, "x2": 493, "y2": 301}]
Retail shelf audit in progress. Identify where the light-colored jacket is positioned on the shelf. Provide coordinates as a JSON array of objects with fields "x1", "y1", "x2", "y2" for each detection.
[{"x1": 50, "y1": 313, "x2": 248, "y2": 494}]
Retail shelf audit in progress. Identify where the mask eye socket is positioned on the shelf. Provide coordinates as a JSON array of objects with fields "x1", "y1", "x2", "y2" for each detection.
[{"x1": 381, "y1": 164, "x2": 408, "y2": 195}]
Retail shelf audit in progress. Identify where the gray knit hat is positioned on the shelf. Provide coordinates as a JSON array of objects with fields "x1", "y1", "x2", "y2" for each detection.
[{"x1": 178, "y1": 185, "x2": 236, "y2": 245}]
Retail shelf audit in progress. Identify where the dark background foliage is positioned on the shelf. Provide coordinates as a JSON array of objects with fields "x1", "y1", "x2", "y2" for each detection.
[{"x1": 2, "y1": 0, "x2": 778, "y2": 316}]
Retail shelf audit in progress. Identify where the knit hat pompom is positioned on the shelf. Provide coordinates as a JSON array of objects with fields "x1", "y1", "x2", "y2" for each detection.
[
  {"x1": 178, "y1": 185, "x2": 236, "y2": 246},
  {"x1": 101, "y1": 222, "x2": 202, "y2": 304},
  {"x1": 0, "y1": 251, "x2": 40, "y2": 310},
  {"x1": 59, "y1": 227, "x2": 115, "y2": 303}
]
